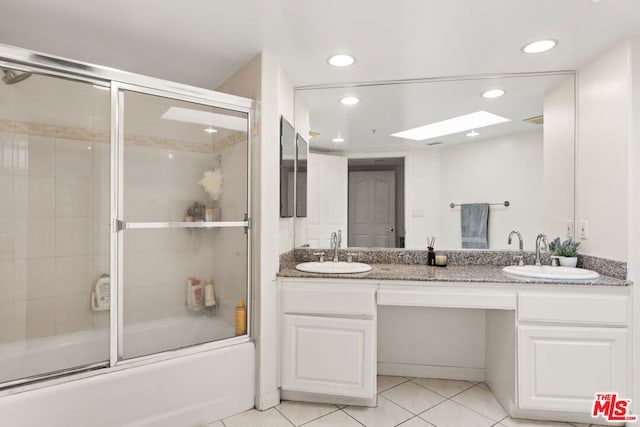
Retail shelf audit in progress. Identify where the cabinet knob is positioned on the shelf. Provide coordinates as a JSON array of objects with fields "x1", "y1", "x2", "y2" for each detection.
[{"x1": 387, "y1": 227, "x2": 394, "y2": 233}]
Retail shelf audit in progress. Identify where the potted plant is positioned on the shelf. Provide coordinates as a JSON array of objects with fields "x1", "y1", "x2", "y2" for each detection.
[{"x1": 548, "y1": 237, "x2": 580, "y2": 267}]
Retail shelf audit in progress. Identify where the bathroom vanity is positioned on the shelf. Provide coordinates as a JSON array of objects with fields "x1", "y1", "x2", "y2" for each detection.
[{"x1": 277, "y1": 257, "x2": 631, "y2": 425}]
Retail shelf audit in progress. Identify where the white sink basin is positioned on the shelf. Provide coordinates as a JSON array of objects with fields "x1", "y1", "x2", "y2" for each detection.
[
  {"x1": 503, "y1": 265, "x2": 600, "y2": 280},
  {"x1": 295, "y1": 261, "x2": 372, "y2": 274}
]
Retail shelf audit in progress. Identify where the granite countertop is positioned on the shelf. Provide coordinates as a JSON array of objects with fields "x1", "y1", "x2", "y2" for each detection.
[{"x1": 277, "y1": 263, "x2": 631, "y2": 286}]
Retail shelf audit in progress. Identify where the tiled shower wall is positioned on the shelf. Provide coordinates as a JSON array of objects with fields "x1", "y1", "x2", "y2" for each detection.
[
  {"x1": 0, "y1": 130, "x2": 247, "y2": 343},
  {"x1": 0, "y1": 133, "x2": 110, "y2": 342}
]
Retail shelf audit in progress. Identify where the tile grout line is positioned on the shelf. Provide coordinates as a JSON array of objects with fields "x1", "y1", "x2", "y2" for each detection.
[
  {"x1": 444, "y1": 383, "x2": 506, "y2": 424},
  {"x1": 407, "y1": 377, "x2": 478, "y2": 400},
  {"x1": 273, "y1": 406, "x2": 298, "y2": 426},
  {"x1": 339, "y1": 407, "x2": 367, "y2": 426},
  {"x1": 296, "y1": 405, "x2": 342, "y2": 426}
]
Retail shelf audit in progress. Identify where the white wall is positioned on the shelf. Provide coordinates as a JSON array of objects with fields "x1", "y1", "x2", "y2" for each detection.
[
  {"x1": 404, "y1": 149, "x2": 441, "y2": 249},
  {"x1": 378, "y1": 306, "x2": 486, "y2": 380},
  {"x1": 218, "y1": 52, "x2": 286, "y2": 410},
  {"x1": 574, "y1": 37, "x2": 640, "y2": 410},
  {"x1": 576, "y1": 41, "x2": 632, "y2": 260},
  {"x1": 629, "y1": 36, "x2": 640, "y2": 419},
  {"x1": 306, "y1": 152, "x2": 348, "y2": 248},
  {"x1": 543, "y1": 78, "x2": 576, "y2": 241},
  {"x1": 404, "y1": 131, "x2": 543, "y2": 250},
  {"x1": 277, "y1": 70, "x2": 296, "y2": 254}
]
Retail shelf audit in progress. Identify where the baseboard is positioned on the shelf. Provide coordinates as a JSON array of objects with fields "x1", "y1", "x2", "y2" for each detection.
[
  {"x1": 377, "y1": 362, "x2": 485, "y2": 381},
  {"x1": 255, "y1": 389, "x2": 280, "y2": 410},
  {"x1": 281, "y1": 390, "x2": 376, "y2": 407},
  {"x1": 509, "y1": 405, "x2": 625, "y2": 426}
]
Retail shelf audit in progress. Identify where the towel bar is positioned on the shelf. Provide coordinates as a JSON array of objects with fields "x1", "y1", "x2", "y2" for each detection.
[{"x1": 449, "y1": 201, "x2": 510, "y2": 208}]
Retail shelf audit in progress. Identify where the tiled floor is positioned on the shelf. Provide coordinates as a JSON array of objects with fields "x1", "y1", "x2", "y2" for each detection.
[{"x1": 211, "y1": 376, "x2": 606, "y2": 427}]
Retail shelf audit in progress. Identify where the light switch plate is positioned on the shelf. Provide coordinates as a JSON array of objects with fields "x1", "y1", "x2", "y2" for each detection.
[
  {"x1": 579, "y1": 220, "x2": 588, "y2": 239},
  {"x1": 566, "y1": 220, "x2": 574, "y2": 239}
]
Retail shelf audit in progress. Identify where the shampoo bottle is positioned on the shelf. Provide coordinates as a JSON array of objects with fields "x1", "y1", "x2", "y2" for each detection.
[{"x1": 235, "y1": 300, "x2": 247, "y2": 335}]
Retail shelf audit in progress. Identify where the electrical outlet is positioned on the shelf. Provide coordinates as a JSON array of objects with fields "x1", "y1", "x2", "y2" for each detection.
[
  {"x1": 566, "y1": 220, "x2": 574, "y2": 239},
  {"x1": 412, "y1": 209, "x2": 424, "y2": 218},
  {"x1": 579, "y1": 220, "x2": 588, "y2": 239}
]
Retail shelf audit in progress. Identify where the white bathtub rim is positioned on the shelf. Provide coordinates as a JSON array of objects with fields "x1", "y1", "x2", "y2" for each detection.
[{"x1": 0, "y1": 334, "x2": 252, "y2": 398}]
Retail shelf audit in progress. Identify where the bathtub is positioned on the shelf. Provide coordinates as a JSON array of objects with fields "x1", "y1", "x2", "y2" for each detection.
[{"x1": 0, "y1": 315, "x2": 254, "y2": 427}]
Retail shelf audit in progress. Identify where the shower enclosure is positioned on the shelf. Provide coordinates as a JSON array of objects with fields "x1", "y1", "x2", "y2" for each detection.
[{"x1": 0, "y1": 45, "x2": 252, "y2": 388}]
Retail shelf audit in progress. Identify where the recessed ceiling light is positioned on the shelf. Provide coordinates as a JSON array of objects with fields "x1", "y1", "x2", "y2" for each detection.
[
  {"x1": 328, "y1": 54, "x2": 355, "y2": 67},
  {"x1": 332, "y1": 137, "x2": 345, "y2": 143},
  {"x1": 522, "y1": 39, "x2": 557, "y2": 54},
  {"x1": 340, "y1": 96, "x2": 360, "y2": 105},
  {"x1": 391, "y1": 111, "x2": 510, "y2": 141},
  {"x1": 466, "y1": 130, "x2": 480, "y2": 137},
  {"x1": 482, "y1": 89, "x2": 505, "y2": 99},
  {"x1": 204, "y1": 127, "x2": 218, "y2": 134}
]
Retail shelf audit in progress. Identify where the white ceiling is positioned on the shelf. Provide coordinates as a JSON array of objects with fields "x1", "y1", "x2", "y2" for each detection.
[
  {"x1": 1, "y1": 1, "x2": 638, "y2": 154},
  {"x1": 0, "y1": 0, "x2": 639, "y2": 90}
]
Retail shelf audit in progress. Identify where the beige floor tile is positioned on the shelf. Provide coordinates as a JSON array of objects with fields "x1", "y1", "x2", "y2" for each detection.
[
  {"x1": 344, "y1": 395, "x2": 413, "y2": 427},
  {"x1": 501, "y1": 417, "x2": 577, "y2": 426},
  {"x1": 419, "y1": 400, "x2": 494, "y2": 427},
  {"x1": 377, "y1": 375, "x2": 409, "y2": 393},
  {"x1": 276, "y1": 401, "x2": 338, "y2": 426},
  {"x1": 451, "y1": 384, "x2": 507, "y2": 422},
  {"x1": 303, "y1": 410, "x2": 363, "y2": 426},
  {"x1": 381, "y1": 381, "x2": 446, "y2": 414},
  {"x1": 207, "y1": 421, "x2": 224, "y2": 427},
  {"x1": 223, "y1": 408, "x2": 293, "y2": 427},
  {"x1": 398, "y1": 416, "x2": 435, "y2": 426},
  {"x1": 411, "y1": 378, "x2": 476, "y2": 398}
]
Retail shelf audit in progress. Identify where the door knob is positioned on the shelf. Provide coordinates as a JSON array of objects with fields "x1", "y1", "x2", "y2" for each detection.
[{"x1": 387, "y1": 227, "x2": 394, "y2": 232}]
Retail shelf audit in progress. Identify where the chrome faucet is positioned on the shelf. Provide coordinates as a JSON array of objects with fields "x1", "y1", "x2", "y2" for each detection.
[
  {"x1": 330, "y1": 232, "x2": 339, "y2": 262},
  {"x1": 535, "y1": 233, "x2": 548, "y2": 266},
  {"x1": 508, "y1": 230, "x2": 523, "y2": 251}
]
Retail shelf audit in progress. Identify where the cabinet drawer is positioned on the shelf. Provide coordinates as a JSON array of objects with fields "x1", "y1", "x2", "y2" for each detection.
[
  {"x1": 281, "y1": 282, "x2": 376, "y2": 317},
  {"x1": 518, "y1": 292, "x2": 629, "y2": 325}
]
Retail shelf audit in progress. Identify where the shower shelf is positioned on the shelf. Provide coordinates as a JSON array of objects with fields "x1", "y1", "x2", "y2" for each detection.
[{"x1": 117, "y1": 220, "x2": 248, "y2": 230}]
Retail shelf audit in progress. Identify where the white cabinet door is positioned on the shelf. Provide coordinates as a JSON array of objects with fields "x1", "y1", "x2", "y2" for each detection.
[
  {"x1": 282, "y1": 314, "x2": 376, "y2": 398},
  {"x1": 518, "y1": 325, "x2": 628, "y2": 412}
]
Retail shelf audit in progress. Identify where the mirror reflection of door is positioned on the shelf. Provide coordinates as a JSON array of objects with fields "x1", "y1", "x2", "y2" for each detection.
[{"x1": 349, "y1": 170, "x2": 396, "y2": 248}]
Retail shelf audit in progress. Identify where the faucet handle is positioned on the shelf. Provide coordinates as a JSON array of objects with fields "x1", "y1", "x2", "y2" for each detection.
[
  {"x1": 513, "y1": 255, "x2": 524, "y2": 266},
  {"x1": 346, "y1": 252, "x2": 358, "y2": 263},
  {"x1": 313, "y1": 252, "x2": 326, "y2": 263}
]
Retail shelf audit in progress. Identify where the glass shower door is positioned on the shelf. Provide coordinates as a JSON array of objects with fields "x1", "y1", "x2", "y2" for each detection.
[
  {"x1": 0, "y1": 68, "x2": 111, "y2": 386},
  {"x1": 115, "y1": 87, "x2": 250, "y2": 360}
]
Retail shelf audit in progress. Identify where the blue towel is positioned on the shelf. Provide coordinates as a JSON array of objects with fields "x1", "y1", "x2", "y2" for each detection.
[{"x1": 461, "y1": 203, "x2": 489, "y2": 249}]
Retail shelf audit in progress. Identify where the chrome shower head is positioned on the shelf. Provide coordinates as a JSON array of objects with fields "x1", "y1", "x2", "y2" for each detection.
[{"x1": 2, "y1": 68, "x2": 32, "y2": 85}]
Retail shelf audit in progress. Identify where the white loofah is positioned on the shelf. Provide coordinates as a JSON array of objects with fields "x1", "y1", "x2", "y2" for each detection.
[{"x1": 199, "y1": 168, "x2": 224, "y2": 201}]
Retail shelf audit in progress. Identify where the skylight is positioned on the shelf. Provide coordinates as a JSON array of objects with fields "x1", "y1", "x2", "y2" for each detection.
[
  {"x1": 390, "y1": 111, "x2": 510, "y2": 141},
  {"x1": 161, "y1": 107, "x2": 246, "y2": 132}
]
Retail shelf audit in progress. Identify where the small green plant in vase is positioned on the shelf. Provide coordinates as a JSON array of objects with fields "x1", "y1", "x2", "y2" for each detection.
[{"x1": 548, "y1": 237, "x2": 580, "y2": 267}]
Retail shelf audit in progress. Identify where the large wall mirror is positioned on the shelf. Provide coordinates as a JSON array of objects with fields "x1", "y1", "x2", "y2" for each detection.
[{"x1": 294, "y1": 72, "x2": 576, "y2": 251}]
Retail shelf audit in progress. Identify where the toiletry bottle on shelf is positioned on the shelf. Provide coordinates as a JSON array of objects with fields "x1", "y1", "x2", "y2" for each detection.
[
  {"x1": 187, "y1": 278, "x2": 203, "y2": 312},
  {"x1": 204, "y1": 279, "x2": 216, "y2": 308},
  {"x1": 427, "y1": 247, "x2": 436, "y2": 266},
  {"x1": 235, "y1": 300, "x2": 247, "y2": 335}
]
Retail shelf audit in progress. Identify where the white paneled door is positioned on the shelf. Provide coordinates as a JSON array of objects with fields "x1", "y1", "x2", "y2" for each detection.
[{"x1": 349, "y1": 170, "x2": 395, "y2": 247}]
